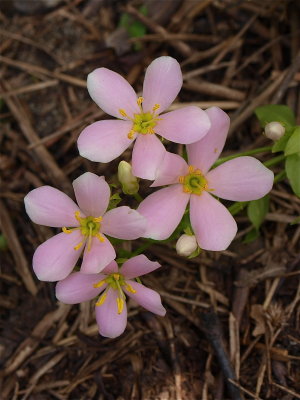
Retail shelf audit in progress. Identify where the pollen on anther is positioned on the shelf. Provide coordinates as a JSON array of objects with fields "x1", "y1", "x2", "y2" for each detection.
[
  {"x1": 96, "y1": 233, "x2": 105, "y2": 243},
  {"x1": 96, "y1": 292, "x2": 107, "y2": 306},
  {"x1": 74, "y1": 242, "x2": 83, "y2": 251},
  {"x1": 152, "y1": 104, "x2": 160, "y2": 112},
  {"x1": 62, "y1": 227, "x2": 72, "y2": 234},
  {"x1": 119, "y1": 109, "x2": 128, "y2": 118},
  {"x1": 137, "y1": 97, "x2": 144, "y2": 106},
  {"x1": 188, "y1": 165, "x2": 195, "y2": 174},
  {"x1": 179, "y1": 176, "x2": 184, "y2": 184},
  {"x1": 128, "y1": 130, "x2": 135, "y2": 139}
]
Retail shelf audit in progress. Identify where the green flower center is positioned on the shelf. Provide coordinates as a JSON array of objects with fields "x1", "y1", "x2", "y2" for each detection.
[
  {"x1": 62, "y1": 211, "x2": 105, "y2": 251},
  {"x1": 119, "y1": 97, "x2": 161, "y2": 139},
  {"x1": 179, "y1": 166, "x2": 209, "y2": 195},
  {"x1": 93, "y1": 272, "x2": 137, "y2": 314}
]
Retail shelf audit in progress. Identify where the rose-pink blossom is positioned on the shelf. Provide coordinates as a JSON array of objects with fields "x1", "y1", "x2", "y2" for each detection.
[
  {"x1": 24, "y1": 172, "x2": 146, "y2": 281},
  {"x1": 77, "y1": 56, "x2": 211, "y2": 180},
  {"x1": 56, "y1": 255, "x2": 166, "y2": 338},
  {"x1": 137, "y1": 107, "x2": 274, "y2": 251}
]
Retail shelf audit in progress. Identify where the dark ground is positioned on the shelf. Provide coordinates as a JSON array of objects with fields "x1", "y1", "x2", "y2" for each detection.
[{"x1": 0, "y1": 0, "x2": 300, "y2": 399}]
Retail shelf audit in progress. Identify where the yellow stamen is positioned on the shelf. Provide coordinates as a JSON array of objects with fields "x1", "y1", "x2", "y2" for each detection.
[
  {"x1": 126, "y1": 283, "x2": 136, "y2": 294},
  {"x1": 116, "y1": 297, "x2": 124, "y2": 314},
  {"x1": 93, "y1": 280, "x2": 106, "y2": 288},
  {"x1": 62, "y1": 227, "x2": 73, "y2": 234},
  {"x1": 96, "y1": 292, "x2": 107, "y2": 306},
  {"x1": 113, "y1": 273, "x2": 120, "y2": 281},
  {"x1": 179, "y1": 176, "x2": 184, "y2": 184},
  {"x1": 96, "y1": 233, "x2": 105, "y2": 243},
  {"x1": 183, "y1": 187, "x2": 192, "y2": 193},
  {"x1": 75, "y1": 211, "x2": 82, "y2": 222},
  {"x1": 137, "y1": 97, "x2": 144, "y2": 106},
  {"x1": 152, "y1": 104, "x2": 160, "y2": 112},
  {"x1": 93, "y1": 216, "x2": 102, "y2": 222},
  {"x1": 119, "y1": 109, "x2": 129, "y2": 118},
  {"x1": 148, "y1": 127, "x2": 155, "y2": 134},
  {"x1": 74, "y1": 241, "x2": 83, "y2": 251},
  {"x1": 128, "y1": 130, "x2": 135, "y2": 139},
  {"x1": 188, "y1": 165, "x2": 195, "y2": 173}
]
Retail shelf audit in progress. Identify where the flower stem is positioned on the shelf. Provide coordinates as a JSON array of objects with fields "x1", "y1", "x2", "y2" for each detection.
[
  {"x1": 133, "y1": 193, "x2": 143, "y2": 203},
  {"x1": 213, "y1": 146, "x2": 272, "y2": 167},
  {"x1": 263, "y1": 154, "x2": 285, "y2": 167}
]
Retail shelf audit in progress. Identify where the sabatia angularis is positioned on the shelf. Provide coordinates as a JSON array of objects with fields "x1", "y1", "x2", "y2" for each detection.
[
  {"x1": 77, "y1": 56, "x2": 211, "y2": 180},
  {"x1": 24, "y1": 172, "x2": 146, "y2": 281},
  {"x1": 56, "y1": 255, "x2": 166, "y2": 338},
  {"x1": 137, "y1": 107, "x2": 274, "y2": 251}
]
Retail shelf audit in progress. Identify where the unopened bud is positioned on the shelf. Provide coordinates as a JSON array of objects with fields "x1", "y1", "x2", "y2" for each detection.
[
  {"x1": 118, "y1": 161, "x2": 139, "y2": 195},
  {"x1": 176, "y1": 234, "x2": 198, "y2": 257},
  {"x1": 264, "y1": 122, "x2": 285, "y2": 141}
]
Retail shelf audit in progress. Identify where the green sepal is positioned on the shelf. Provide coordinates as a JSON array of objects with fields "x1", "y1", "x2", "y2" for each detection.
[
  {"x1": 188, "y1": 247, "x2": 201, "y2": 259},
  {"x1": 247, "y1": 195, "x2": 269, "y2": 230},
  {"x1": 107, "y1": 193, "x2": 122, "y2": 210},
  {"x1": 285, "y1": 127, "x2": 300, "y2": 156},
  {"x1": 272, "y1": 126, "x2": 294, "y2": 153},
  {"x1": 255, "y1": 104, "x2": 296, "y2": 128},
  {"x1": 285, "y1": 153, "x2": 300, "y2": 197},
  {"x1": 243, "y1": 227, "x2": 260, "y2": 243}
]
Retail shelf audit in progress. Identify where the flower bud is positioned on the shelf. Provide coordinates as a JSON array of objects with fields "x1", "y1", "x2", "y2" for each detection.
[
  {"x1": 176, "y1": 234, "x2": 198, "y2": 257},
  {"x1": 118, "y1": 161, "x2": 139, "y2": 195},
  {"x1": 264, "y1": 122, "x2": 285, "y2": 141}
]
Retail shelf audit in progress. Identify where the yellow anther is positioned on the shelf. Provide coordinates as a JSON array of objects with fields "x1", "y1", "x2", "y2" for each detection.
[
  {"x1": 148, "y1": 127, "x2": 155, "y2": 134},
  {"x1": 93, "y1": 216, "x2": 102, "y2": 223},
  {"x1": 119, "y1": 109, "x2": 129, "y2": 118},
  {"x1": 128, "y1": 130, "x2": 135, "y2": 139},
  {"x1": 74, "y1": 241, "x2": 83, "y2": 251},
  {"x1": 62, "y1": 227, "x2": 73, "y2": 234},
  {"x1": 96, "y1": 292, "x2": 107, "y2": 306},
  {"x1": 126, "y1": 283, "x2": 136, "y2": 294},
  {"x1": 188, "y1": 165, "x2": 195, "y2": 174},
  {"x1": 179, "y1": 176, "x2": 184, "y2": 184},
  {"x1": 93, "y1": 280, "x2": 105, "y2": 288},
  {"x1": 152, "y1": 104, "x2": 160, "y2": 112},
  {"x1": 116, "y1": 297, "x2": 124, "y2": 314},
  {"x1": 75, "y1": 211, "x2": 82, "y2": 222},
  {"x1": 96, "y1": 233, "x2": 105, "y2": 243},
  {"x1": 183, "y1": 187, "x2": 192, "y2": 193},
  {"x1": 113, "y1": 273, "x2": 120, "y2": 280},
  {"x1": 137, "y1": 97, "x2": 144, "y2": 106}
]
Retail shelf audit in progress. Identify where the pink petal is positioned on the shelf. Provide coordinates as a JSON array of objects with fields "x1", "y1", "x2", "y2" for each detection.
[
  {"x1": 102, "y1": 260, "x2": 118, "y2": 274},
  {"x1": 55, "y1": 272, "x2": 106, "y2": 304},
  {"x1": 137, "y1": 185, "x2": 190, "y2": 240},
  {"x1": 124, "y1": 281, "x2": 166, "y2": 316},
  {"x1": 95, "y1": 288, "x2": 127, "y2": 338},
  {"x1": 102, "y1": 207, "x2": 146, "y2": 240},
  {"x1": 151, "y1": 151, "x2": 188, "y2": 187},
  {"x1": 80, "y1": 235, "x2": 116, "y2": 274},
  {"x1": 121, "y1": 255, "x2": 161, "y2": 279},
  {"x1": 73, "y1": 172, "x2": 110, "y2": 217},
  {"x1": 207, "y1": 156, "x2": 274, "y2": 201},
  {"x1": 156, "y1": 106, "x2": 211, "y2": 144},
  {"x1": 187, "y1": 107, "x2": 230, "y2": 174},
  {"x1": 142, "y1": 56, "x2": 182, "y2": 114},
  {"x1": 87, "y1": 68, "x2": 139, "y2": 118},
  {"x1": 190, "y1": 192, "x2": 237, "y2": 251},
  {"x1": 77, "y1": 120, "x2": 134, "y2": 163},
  {"x1": 24, "y1": 186, "x2": 80, "y2": 227},
  {"x1": 33, "y1": 231, "x2": 84, "y2": 281},
  {"x1": 131, "y1": 134, "x2": 166, "y2": 180}
]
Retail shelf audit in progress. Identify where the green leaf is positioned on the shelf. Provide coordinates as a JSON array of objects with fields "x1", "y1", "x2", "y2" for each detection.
[
  {"x1": 285, "y1": 127, "x2": 300, "y2": 156},
  {"x1": 243, "y1": 227, "x2": 260, "y2": 243},
  {"x1": 247, "y1": 195, "x2": 270, "y2": 230},
  {"x1": 285, "y1": 154, "x2": 300, "y2": 197},
  {"x1": 255, "y1": 105, "x2": 296, "y2": 128},
  {"x1": 108, "y1": 193, "x2": 122, "y2": 210},
  {"x1": 272, "y1": 126, "x2": 294, "y2": 153},
  {"x1": 229, "y1": 201, "x2": 248, "y2": 216}
]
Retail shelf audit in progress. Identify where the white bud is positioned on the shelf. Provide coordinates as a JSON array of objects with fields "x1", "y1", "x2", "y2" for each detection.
[
  {"x1": 118, "y1": 161, "x2": 139, "y2": 195},
  {"x1": 264, "y1": 122, "x2": 285, "y2": 141},
  {"x1": 176, "y1": 234, "x2": 198, "y2": 257}
]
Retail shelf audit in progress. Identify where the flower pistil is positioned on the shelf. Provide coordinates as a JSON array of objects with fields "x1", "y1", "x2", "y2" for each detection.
[{"x1": 179, "y1": 165, "x2": 213, "y2": 195}]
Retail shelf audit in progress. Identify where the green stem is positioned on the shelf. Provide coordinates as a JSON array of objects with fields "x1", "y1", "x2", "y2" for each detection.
[
  {"x1": 263, "y1": 154, "x2": 285, "y2": 167},
  {"x1": 274, "y1": 170, "x2": 286, "y2": 183},
  {"x1": 133, "y1": 192, "x2": 143, "y2": 203},
  {"x1": 214, "y1": 146, "x2": 272, "y2": 167}
]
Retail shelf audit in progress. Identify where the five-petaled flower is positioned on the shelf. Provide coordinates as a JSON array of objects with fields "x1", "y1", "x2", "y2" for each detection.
[
  {"x1": 77, "y1": 56, "x2": 211, "y2": 180},
  {"x1": 137, "y1": 107, "x2": 274, "y2": 251},
  {"x1": 56, "y1": 255, "x2": 166, "y2": 338},
  {"x1": 24, "y1": 172, "x2": 146, "y2": 281}
]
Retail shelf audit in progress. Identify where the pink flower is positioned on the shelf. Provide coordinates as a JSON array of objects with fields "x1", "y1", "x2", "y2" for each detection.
[
  {"x1": 56, "y1": 255, "x2": 166, "y2": 338},
  {"x1": 137, "y1": 107, "x2": 274, "y2": 251},
  {"x1": 24, "y1": 172, "x2": 146, "y2": 281},
  {"x1": 77, "y1": 56, "x2": 211, "y2": 180}
]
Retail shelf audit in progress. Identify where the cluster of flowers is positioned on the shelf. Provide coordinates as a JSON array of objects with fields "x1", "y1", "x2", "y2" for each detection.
[{"x1": 25, "y1": 57, "x2": 274, "y2": 338}]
